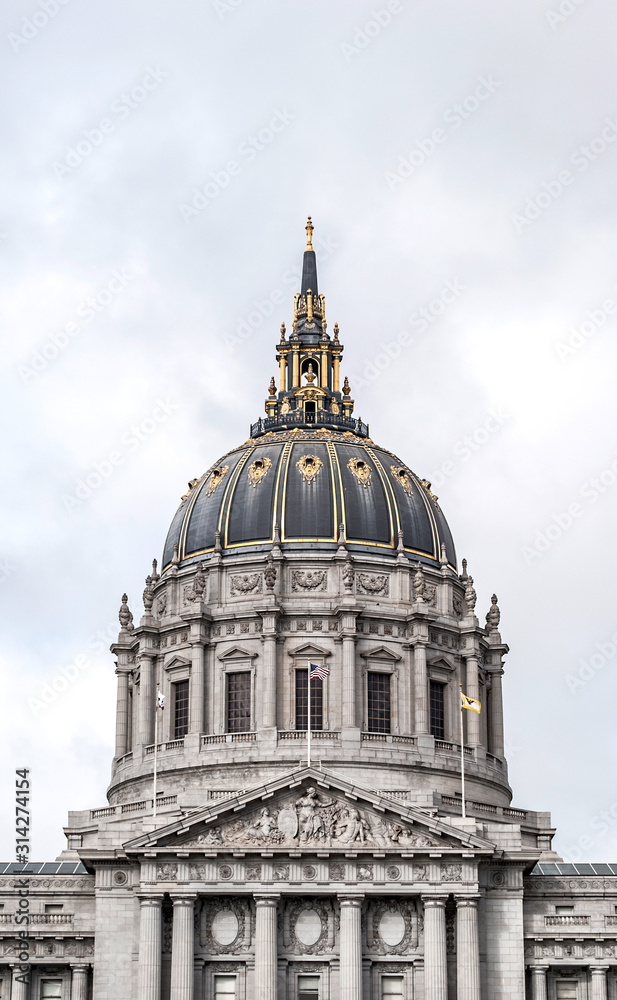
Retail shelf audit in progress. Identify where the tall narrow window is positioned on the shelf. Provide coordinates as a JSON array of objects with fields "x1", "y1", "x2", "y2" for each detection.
[
  {"x1": 295, "y1": 669, "x2": 323, "y2": 730},
  {"x1": 298, "y1": 975, "x2": 320, "y2": 1000},
  {"x1": 173, "y1": 679, "x2": 189, "y2": 739},
  {"x1": 214, "y1": 976, "x2": 237, "y2": 999},
  {"x1": 367, "y1": 672, "x2": 391, "y2": 733},
  {"x1": 555, "y1": 985, "x2": 578, "y2": 999},
  {"x1": 41, "y1": 983, "x2": 63, "y2": 999},
  {"x1": 429, "y1": 681, "x2": 445, "y2": 740},
  {"x1": 226, "y1": 672, "x2": 251, "y2": 733},
  {"x1": 382, "y1": 977, "x2": 404, "y2": 998}
]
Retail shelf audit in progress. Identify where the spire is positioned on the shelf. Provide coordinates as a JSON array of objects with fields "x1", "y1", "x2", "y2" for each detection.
[
  {"x1": 300, "y1": 215, "x2": 319, "y2": 298},
  {"x1": 250, "y1": 218, "x2": 369, "y2": 441}
]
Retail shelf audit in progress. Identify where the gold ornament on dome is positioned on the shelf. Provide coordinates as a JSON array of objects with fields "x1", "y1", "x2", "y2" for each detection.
[
  {"x1": 280, "y1": 397, "x2": 291, "y2": 415},
  {"x1": 181, "y1": 478, "x2": 200, "y2": 504},
  {"x1": 390, "y1": 465, "x2": 413, "y2": 497},
  {"x1": 347, "y1": 456, "x2": 372, "y2": 488},
  {"x1": 420, "y1": 478, "x2": 441, "y2": 511},
  {"x1": 205, "y1": 466, "x2": 229, "y2": 497},
  {"x1": 248, "y1": 456, "x2": 273, "y2": 487},
  {"x1": 296, "y1": 454, "x2": 324, "y2": 485}
]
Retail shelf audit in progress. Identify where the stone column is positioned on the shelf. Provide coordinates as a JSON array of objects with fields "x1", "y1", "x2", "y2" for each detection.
[
  {"x1": 10, "y1": 967, "x2": 29, "y2": 1000},
  {"x1": 529, "y1": 966, "x2": 548, "y2": 1000},
  {"x1": 137, "y1": 895, "x2": 163, "y2": 1000},
  {"x1": 170, "y1": 895, "x2": 195, "y2": 1000},
  {"x1": 138, "y1": 653, "x2": 155, "y2": 747},
  {"x1": 71, "y1": 965, "x2": 90, "y2": 1000},
  {"x1": 455, "y1": 897, "x2": 480, "y2": 1000},
  {"x1": 413, "y1": 641, "x2": 429, "y2": 734},
  {"x1": 115, "y1": 667, "x2": 131, "y2": 756},
  {"x1": 422, "y1": 896, "x2": 448, "y2": 1000},
  {"x1": 262, "y1": 632, "x2": 277, "y2": 730},
  {"x1": 465, "y1": 654, "x2": 481, "y2": 745},
  {"x1": 338, "y1": 895, "x2": 363, "y2": 1000},
  {"x1": 188, "y1": 641, "x2": 205, "y2": 734},
  {"x1": 489, "y1": 668, "x2": 505, "y2": 758},
  {"x1": 341, "y1": 634, "x2": 356, "y2": 729},
  {"x1": 591, "y1": 967, "x2": 609, "y2": 1000},
  {"x1": 254, "y1": 894, "x2": 279, "y2": 1000}
]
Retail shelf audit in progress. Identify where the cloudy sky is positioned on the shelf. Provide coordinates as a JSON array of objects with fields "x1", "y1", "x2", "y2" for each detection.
[{"x1": 1, "y1": 0, "x2": 617, "y2": 862}]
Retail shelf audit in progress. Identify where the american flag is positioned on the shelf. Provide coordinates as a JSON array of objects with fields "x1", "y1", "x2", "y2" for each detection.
[{"x1": 309, "y1": 662, "x2": 329, "y2": 681}]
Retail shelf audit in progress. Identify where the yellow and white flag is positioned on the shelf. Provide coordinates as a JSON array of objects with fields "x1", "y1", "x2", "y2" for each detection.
[{"x1": 461, "y1": 692, "x2": 481, "y2": 714}]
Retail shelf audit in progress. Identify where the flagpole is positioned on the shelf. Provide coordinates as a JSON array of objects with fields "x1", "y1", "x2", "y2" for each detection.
[
  {"x1": 153, "y1": 682, "x2": 160, "y2": 823},
  {"x1": 459, "y1": 685, "x2": 466, "y2": 819},
  {"x1": 307, "y1": 667, "x2": 311, "y2": 769}
]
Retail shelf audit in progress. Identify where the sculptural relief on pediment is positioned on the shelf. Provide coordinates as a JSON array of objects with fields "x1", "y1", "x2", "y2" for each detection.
[{"x1": 180, "y1": 786, "x2": 441, "y2": 851}]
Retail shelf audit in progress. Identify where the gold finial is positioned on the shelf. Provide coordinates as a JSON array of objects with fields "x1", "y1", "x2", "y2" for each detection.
[
  {"x1": 305, "y1": 216, "x2": 314, "y2": 251},
  {"x1": 342, "y1": 376, "x2": 350, "y2": 397},
  {"x1": 304, "y1": 363, "x2": 317, "y2": 385},
  {"x1": 333, "y1": 322, "x2": 340, "y2": 342},
  {"x1": 268, "y1": 377, "x2": 276, "y2": 397},
  {"x1": 280, "y1": 322, "x2": 286, "y2": 342}
]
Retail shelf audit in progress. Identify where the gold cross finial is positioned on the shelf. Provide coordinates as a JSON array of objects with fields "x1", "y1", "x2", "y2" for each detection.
[{"x1": 305, "y1": 216, "x2": 314, "y2": 251}]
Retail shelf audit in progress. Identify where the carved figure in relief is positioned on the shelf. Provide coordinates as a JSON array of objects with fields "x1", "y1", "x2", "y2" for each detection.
[
  {"x1": 247, "y1": 807, "x2": 275, "y2": 839},
  {"x1": 335, "y1": 806, "x2": 369, "y2": 844},
  {"x1": 296, "y1": 787, "x2": 331, "y2": 842},
  {"x1": 264, "y1": 553, "x2": 277, "y2": 591},
  {"x1": 196, "y1": 827, "x2": 223, "y2": 846},
  {"x1": 412, "y1": 564, "x2": 425, "y2": 603}
]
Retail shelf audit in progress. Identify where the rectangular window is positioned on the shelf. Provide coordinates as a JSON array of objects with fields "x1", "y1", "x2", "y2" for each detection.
[
  {"x1": 44, "y1": 904, "x2": 63, "y2": 913},
  {"x1": 298, "y1": 975, "x2": 320, "y2": 1000},
  {"x1": 555, "y1": 905, "x2": 574, "y2": 914},
  {"x1": 367, "y1": 672, "x2": 391, "y2": 733},
  {"x1": 382, "y1": 976, "x2": 404, "y2": 997},
  {"x1": 41, "y1": 983, "x2": 63, "y2": 999},
  {"x1": 556, "y1": 984, "x2": 578, "y2": 999},
  {"x1": 226, "y1": 671, "x2": 251, "y2": 733},
  {"x1": 214, "y1": 976, "x2": 237, "y2": 998},
  {"x1": 429, "y1": 680, "x2": 445, "y2": 740},
  {"x1": 295, "y1": 669, "x2": 323, "y2": 731},
  {"x1": 173, "y1": 679, "x2": 189, "y2": 739}
]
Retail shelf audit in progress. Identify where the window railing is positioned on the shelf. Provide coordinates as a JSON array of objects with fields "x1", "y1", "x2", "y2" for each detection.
[
  {"x1": 250, "y1": 412, "x2": 369, "y2": 438},
  {"x1": 545, "y1": 914, "x2": 589, "y2": 926}
]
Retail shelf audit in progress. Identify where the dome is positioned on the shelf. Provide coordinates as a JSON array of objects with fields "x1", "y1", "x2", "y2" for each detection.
[{"x1": 162, "y1": 428, "x2": 456, "y2": 571}]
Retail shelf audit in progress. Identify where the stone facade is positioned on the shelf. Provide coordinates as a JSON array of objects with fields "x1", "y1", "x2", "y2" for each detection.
[{"x1": 1, "y1": 223, "x2": 614, "y2": 999}]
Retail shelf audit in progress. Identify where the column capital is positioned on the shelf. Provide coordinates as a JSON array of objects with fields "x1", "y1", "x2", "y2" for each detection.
[
  {"x1": 337, "y1": 893, "x2": 365, "y2": 906},
  {"x1": 591, "y1": 966, "x2": 609, "y2": 974},
  {"x1": 454, "y1": 895, "x2": 480, "y2": 907},
  {"x1": 254, "y1": 893, "x2": 280, "y2": 905},
  {"x1": 137, "y1": 893, "x2": 164, "y2": 905},
  {"x1": 170, "y1": 893, "x2": 197, "y2": 904},
  {"x1": 421, "y1": 894, "x2": 448, "y2": 907},
  {"x1": 530, "y1": 966, "x2": 549, "y2": 974}
]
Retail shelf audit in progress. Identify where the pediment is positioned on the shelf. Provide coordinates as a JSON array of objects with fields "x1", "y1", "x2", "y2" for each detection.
[
  {"x1": 287, "y1": 642, "x2": 332, "y2": 658},
  {"x1": 427, "y1": 654, "x2": 456, "y2": 672},
  {"x1": 164, "y1": 655, "x2": 191, "y2": 670},
  {"x1": 217, "y1": 645, "x2": 257, "y2": 660},
  {"x1": 360, "y1": 645, "x2": 402, "y2": 661},
  {"x1": 125, "y1": 768, "x2": 492, "y2": 856}
]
